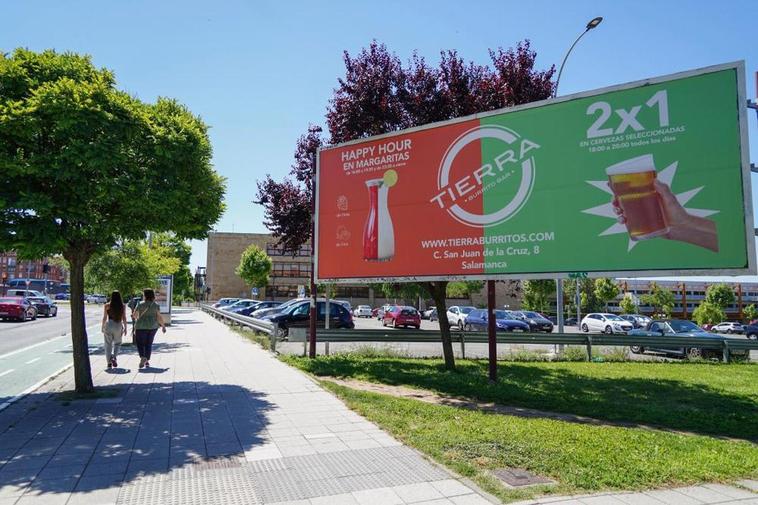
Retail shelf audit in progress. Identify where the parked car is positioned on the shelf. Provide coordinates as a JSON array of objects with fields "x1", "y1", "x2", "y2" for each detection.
[
  {"x1": 212, "y1": 297, "x2": 240, "y2": 309},
  {"x1": 744, "y1": 323, "x2": 758, "y2": 340},
  {"x1": 0, "y1": 297, "x2": 38, "y2": 321},
  {"x1": 710, "y1": 321, "x2": 745, "y2": 334},
  {"x1": 7, "y1": 289, "x2": 44, "y2": 298},
  {"x1": 446, "y1": 306, "x2": 476, "y2": 330},
  {"x1": 512, "y1": 310, "x2": 554, "y2": 333},
  {"x1": 265, "y1": 300, "x2": 354, "y2": 337},
  {"x1": 54, "y1": 292, "x2": 71, "y2": 300},
  {"x1": 86, "y1": 294, "x2": 107, "y2": 304},
  {"x1": 627, "y1": 319, "x2": 743, "y2": 359},
  {"x1": 26, "y1": 296, "x2": 58, "y2": 317},
  {"x1": 382, "y1": 306, "x2": 421, "y2": 329},
  {"x1": 252, "y1": 298, "x2": 304, "y2": 319},
  {"x1": 234, "y1": 301, "x2": 281, "y2": 316},
  {"x1": 333, "y1": 300, "x2": 352, "y2": 312},
  {"x1": 565, "y1": 317, "x2": 578, "y2": 326},
  {"x1": 224, "y1": 299, "x2": 259, "y2": 312},
  {"x1": 353, "y1": 305, "x2": 372, "y2": 318},
  {"x1": 427, "y1": 307, "x2": 438, "y2": 322},
  {"x1": 421, "y1": 307, "x2": 435, "y2": 320},
  {"x1": 580, "y1": 313, "x2": 634, "y2": 334},
  {"x1": 464, "y1": 309, "x2": 530, "y2": 332},
  {"x1": 619, "y1": 314, "x2": 652, "y2": 329}
]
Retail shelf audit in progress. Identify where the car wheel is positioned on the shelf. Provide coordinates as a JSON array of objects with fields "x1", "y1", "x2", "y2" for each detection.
[
  {"x1": 464, "y1": 323, "x2": 471, "y2": 332},
  {"x1": 581, "y1": 323, "x2": 589, "y2": 333},
  {"x1": 749, "y1": 333, "x2": 758, "y2": 340},
  {"x1": 687, "y1": 347, "x2": 703, "y2": 359},
  {"x1": 726, "y1": 329, "x2": 733, "y2": 334},
  {"x1": 415, "y1": 325, "x2": 420, "y2": 330},
  {"x1": 604, "y1": 325, "x2": 613, "y2": 335},
  {"x1": 630, "y1": 345, "x2": 644, "y2": 354},
  {"x1": 458, "y1": 321, "x2": 464, "y2": 331},
  {"x1": 393, "y1": 319, "x2": 398, "y2": 328}
]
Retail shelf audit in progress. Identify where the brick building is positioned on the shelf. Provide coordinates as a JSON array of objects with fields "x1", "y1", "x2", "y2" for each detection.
[
  {"x1": 0, "y1": 251, "x2": 68, "y2": 294},
  {"x1": 205, "y1": 232, "x2": 521, "y2": 309}
]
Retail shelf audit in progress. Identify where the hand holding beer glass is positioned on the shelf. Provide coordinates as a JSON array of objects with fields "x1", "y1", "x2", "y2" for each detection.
[{"x1": 608, "y1": 154, "x2": 718, "y2": 252}]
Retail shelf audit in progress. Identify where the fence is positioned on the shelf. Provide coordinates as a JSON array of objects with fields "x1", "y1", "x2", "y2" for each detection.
[{"x1": 200, "y1": 304, "x2": 758, "y2": 362}]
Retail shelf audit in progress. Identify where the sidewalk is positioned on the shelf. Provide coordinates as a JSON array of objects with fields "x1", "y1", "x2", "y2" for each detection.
[{"x1": 0, "y1": 309, "x2": 754, "y2": 505}]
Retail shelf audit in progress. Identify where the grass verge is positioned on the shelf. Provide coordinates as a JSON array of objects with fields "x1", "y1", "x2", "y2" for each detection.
[
  {"x1": 231, "y1": 326, "x2": 271, "y2": 350},
  {"x1": 282, "y1": 355, "x2": 758, "y2": 440},
  {"x1": 322, "y1": 381, "x2": 758, "y2": 503}
]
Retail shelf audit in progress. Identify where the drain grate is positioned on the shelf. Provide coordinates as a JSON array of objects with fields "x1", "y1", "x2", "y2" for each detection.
[
  {"x1": 492, "y1": 468, "x2": 555, "y2": 487},
  {"x1": 195, "y1": 456, "x2": 244, "y2": 471}
]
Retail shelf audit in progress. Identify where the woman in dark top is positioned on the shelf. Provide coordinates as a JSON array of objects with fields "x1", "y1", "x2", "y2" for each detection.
[
  {"x1": 133, "y1": 288, "x2": 166, "y2": 369},
  {"x1": 101, "y1": 291, "x2": 127, "y2": 369}
]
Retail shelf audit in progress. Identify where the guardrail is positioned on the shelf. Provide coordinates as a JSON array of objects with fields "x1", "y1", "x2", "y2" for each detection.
[{"x1": 200, "y1": 304, "x2": 758, "y2": 363}]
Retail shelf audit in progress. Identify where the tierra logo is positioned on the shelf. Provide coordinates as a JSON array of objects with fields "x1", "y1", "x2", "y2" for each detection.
[{"x1": 430, "y1": 125, "x2": 539, "y2": 227}]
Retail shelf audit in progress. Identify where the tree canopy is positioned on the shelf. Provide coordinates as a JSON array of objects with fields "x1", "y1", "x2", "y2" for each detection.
[
  {"x1": 594, "y1": 278, "x2": 620, "y2": 311},
  {"x1": 641, "y1": 283, "x2": 675, "y2": 318},
  {"x1": 521, "y1": 279, "x2": 555, "y2": 313},
  {"x1": 619, "y1": 292, "x2": 637, "y2": 314},
  {"x1": 0, "y1": 49, "x2": 226, "y2": 391},
  {"x1": 236, "y1": 244, "x2": 272, "y2": 288},
  {"x1": 704, "y1": 283, "x2": 736, "y2": 310},
  {"x1": 692, "y1": 302, "x2": 725, "y2": 326}
]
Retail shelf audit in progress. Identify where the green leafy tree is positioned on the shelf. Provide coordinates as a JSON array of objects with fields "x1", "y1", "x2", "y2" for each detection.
[
  {"x1": 704, "y1": 283, "x2": 736, "y2": 310},
  {"x1": 742, "y1": 304, "x2": 758, "y2": 323},
  {"x1": 446, "y1": 281, "x2": 485, "y2": 300},
  {"x1": 641, "y1": 283, "x2": 675, "y2": 318},
  {"x1": 85, "y1": 240, "x2": 180, "y2": 297},
  {"x1": 692, "y1": 301, "x2": 725, "y2": 327},
  {"x1": 153, "y1": 233, "x2": 194, "y2": 302},
  {"x1": 619, "y1": 292, "x2": 637, "y2": 314},
  {"x1": 236, "y1": 244, "x2": 272, "y2": 288},
  {"x1": 564, "y1": 278, "x2": 604, "y2": 316},
  {"x1": 594, "y1": 278, "x2": 620, "y2": 311},
  {"x1": 0, "y1": 49, "x2": 225, "y2": 392},
  {"x1": 522, "y1": 280, "x2": 555, "y2": 313}
]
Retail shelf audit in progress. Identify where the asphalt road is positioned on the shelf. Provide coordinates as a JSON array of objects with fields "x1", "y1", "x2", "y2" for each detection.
[{"x1": 0, "y1": 304, "x2": 105, "y2": 405}]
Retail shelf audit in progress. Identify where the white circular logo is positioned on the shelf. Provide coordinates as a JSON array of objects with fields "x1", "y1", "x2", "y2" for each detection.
[{"x1": 436, "y1": 125, "x2": 536, "y2": 227}]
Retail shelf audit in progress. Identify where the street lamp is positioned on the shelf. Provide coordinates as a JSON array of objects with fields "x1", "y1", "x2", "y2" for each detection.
[
  {"x1": 553, "y1": 16, "x2": 603, "y2": 336},
  {"x1": 553, "y1": 16, "x2": 603, "y2": 98}
]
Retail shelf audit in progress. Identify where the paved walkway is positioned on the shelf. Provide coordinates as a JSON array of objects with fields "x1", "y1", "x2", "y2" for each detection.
[{"x1": 0, "y1": 308, "x2": 754, "y2": 505}]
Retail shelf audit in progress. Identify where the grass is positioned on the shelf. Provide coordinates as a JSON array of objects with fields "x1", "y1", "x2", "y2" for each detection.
[
  {"x1": 322, "y1": 381, "x2": 758, "y2": 503},
  {"x1": 282, "y1": 355, "x2": 758, "y2": 440},
  {"x1": 231, "y1": 326, "x2": 271, "y2": 350}
]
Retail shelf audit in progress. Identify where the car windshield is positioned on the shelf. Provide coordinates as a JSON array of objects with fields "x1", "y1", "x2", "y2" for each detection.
[
  {"x1": 28, "y1": 297, "x2": 46, "y2": 302},
  {"x1": 400, "y1": 307, "x2": 417, "y2": 315},
  {"x1": 493, "y1": 310, "x2": 512, "y2": 319},
  {"x1": 604, "y1": 314, "x2": 625, "y2": 321},
  {"x1": 359, "y1": 305, "x2": 370, "y2": 309},
  {"x1": 0, "y1": 298, "x2": 19, "y2": 304},
  {"x1": 669, "y1": 320, "x2": 702, "y2": 333},
  {"x1": 522, "y1": 311, "x2": 542, "y2": 319},
  {"x1": 460, "y1": 307, "x2": 475, "y2": 314}
]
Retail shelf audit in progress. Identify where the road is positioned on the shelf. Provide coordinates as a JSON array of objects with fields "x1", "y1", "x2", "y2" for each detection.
[{"x1": 0, "y1": 304, "x2": 104, "y2": 406}]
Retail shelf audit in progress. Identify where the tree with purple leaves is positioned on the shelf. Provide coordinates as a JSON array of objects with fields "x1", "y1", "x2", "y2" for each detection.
[{"x1": 255, "y1": 40, "x2": 554, "y2": 369}]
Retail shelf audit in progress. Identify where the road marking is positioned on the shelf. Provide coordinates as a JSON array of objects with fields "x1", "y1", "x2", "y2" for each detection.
[
  {"x1": 0, "y1": 369, "x2": 15, "y2": 378},
  {"x1": 24, "y1": 358, "x2": 40, "y2": 365},
  {"x1": 0, "y1": 322, "x2": 101, "y2": 360}
]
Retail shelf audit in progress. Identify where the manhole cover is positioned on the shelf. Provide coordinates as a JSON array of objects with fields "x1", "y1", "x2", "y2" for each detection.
[{"x1": 491, "y1": 468, "x2": 555, "y2": 487}]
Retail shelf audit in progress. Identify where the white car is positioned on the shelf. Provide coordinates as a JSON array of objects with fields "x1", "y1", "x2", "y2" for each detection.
[
  {"x1": 353, "y1": 305, "x2": 372, "y2": 318},
  {"x1": 711, "y1": 321, "x2": 744, "y2": 334},
  {"x1": 581, "y1": 313, "x2": 634, "y2": 334},
  {"x1": 446, "y1": 305, "x2": 476, "y2": 330}
]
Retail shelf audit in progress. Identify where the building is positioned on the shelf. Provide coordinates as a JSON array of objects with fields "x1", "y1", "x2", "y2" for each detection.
[
  {"x1": 205, "y1": 232, "x2": 521, "y2": 308},
  {"x1": 0, "y1": 251, "x2": 68, "y2": 294}
]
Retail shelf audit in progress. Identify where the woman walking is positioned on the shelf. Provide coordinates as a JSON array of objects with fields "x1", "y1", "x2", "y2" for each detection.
[
  {"x1": 101, "y1": 291, "x2": 127, "y2": 369},
  {"x1": 133, "y1": 288, "x2": 166, "y2": 369}
]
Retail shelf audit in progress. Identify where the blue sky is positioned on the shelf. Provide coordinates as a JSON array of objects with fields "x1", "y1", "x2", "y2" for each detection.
[{"x1": 3, "y1": 0, "x2": 758, "y2": 281}]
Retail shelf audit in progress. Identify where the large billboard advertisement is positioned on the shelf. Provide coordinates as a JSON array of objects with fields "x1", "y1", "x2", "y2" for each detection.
[{"x1": 315, "y1": 62, "x2": 754, "y2": 282}]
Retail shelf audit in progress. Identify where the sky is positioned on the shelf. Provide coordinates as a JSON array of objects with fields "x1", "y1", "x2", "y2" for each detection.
[{"x1": 3, "y1": 0, "x2": 758, "y2": 282}]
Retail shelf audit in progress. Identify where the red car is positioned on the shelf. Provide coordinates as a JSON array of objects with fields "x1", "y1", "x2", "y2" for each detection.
[
  {"x1": 0, "y1": 297, "x2": 38, "y2": 322},
  {"x1": 382, "y1": 306, "x2": 421, "y2": 329}
]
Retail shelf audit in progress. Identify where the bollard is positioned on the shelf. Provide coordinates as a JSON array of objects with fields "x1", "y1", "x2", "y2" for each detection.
[
  {"x1": 586, "y1": 336, "x2": 593, "y2": 361},
  {"x1": 460, "y1": 331, "x2": 466, "y2": 360},
  {"x1": 325, "y1": 342, "x2": 330, "y2": 356},
  {"x1": 270, "y1": 323, "x2": 278, "y2": 353},
  {"x1": 723, "y1": 340, "x2": 730, "y2": 363}
]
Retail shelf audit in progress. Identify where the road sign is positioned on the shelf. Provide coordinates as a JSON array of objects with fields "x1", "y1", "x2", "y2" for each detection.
[
  {"x1": 316, "y1": 62, "x2": 753, "y2": 282},
  {"x1": 251, "y1": 287, "x2": 259, "y2": 298}
]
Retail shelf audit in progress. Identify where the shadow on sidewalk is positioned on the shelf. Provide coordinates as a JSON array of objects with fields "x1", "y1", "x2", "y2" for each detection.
[{"x1": 0, "y1": 380, "x2": 275, "y2": 499}]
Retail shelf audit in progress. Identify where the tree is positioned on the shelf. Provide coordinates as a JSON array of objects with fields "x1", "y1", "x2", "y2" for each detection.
[
  {"x1": 446, "y1": 281, "x2": 485, "y2": 300},
  {"x1": 0, "y1": 49, "x2": 225, "y2": 392},
  {"x1": 521, "y1": 280, "x2": 555, "y2": 313},
  {"x1": 619, "y1": 292, "x2": 637, "y2": 314},
  {"x1": 704, "y1": 283, "x2": 735, "y2": 310},
  {"x1": 152, "y1": 233, "x2": 194, "y2": 303},
  {"x1": 236, "y1": 245, "x2": 272, "y2": 289},
  {"x1": 641, "y1": 283, "x2": 675, "y2": 318},
  {"x1": 742, "y1": 304, "x2": 758, "y2": 323},
  {"x1": 255, "y1": 40, "x2": 555, "y2": 370},
  {"x1": 692, "y1": 301, "x2": 725, "y2": 327},
  {"x1": 594, "y1": 278, "x2": 620, "y2": 312},
  {"x1": 85, "y1": 240, "x2": 180, "y2": 297},
  {"x1": 564, "y1": 278, "x2": 604, "y2": 316}
]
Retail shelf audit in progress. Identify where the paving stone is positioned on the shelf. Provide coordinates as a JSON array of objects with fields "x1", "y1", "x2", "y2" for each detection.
[
  {"x1": 701, "y1": 484, "x2": 756, "y2": 500},
  {"x1": 676, "y1": 486, "x2": 735, "y2": 503},
  {"x1": 737, "y1": 481, "x2": 758, "y2": 493},
  {"x1": 393, "y1": 482, "x2": 445, "y2": 503},
  {"x1": 644, "y1": 491, "x2": 705, "y2": 505},
  {"x1": 431, "y1": 480, "x2": 476, "y2": 498},
  {"x1": 352, "y1": 486, "x2": 404, "y2": 505}
]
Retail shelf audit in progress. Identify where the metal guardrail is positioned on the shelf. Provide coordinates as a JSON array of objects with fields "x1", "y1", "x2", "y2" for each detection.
[{"x1": 200, "y1": 304, "x2": 757, "y2": 362}]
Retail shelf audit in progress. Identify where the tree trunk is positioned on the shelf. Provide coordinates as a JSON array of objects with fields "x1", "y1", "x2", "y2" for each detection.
[
  {"x1": 65, "y1": 249, "x2": 94, "y2": 393},
  {"x1": 422, "y1": 281, "x2": 455, "y2": 370}
]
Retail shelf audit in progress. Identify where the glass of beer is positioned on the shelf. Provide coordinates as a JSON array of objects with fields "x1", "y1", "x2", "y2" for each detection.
[{"x1": 606, "y1": 154, "x2": 669, "y2": 240}]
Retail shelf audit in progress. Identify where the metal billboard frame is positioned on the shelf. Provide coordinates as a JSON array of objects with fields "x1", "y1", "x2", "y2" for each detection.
[{"x1": 314, "y1": 61, "x2": 755, "y2": 284}]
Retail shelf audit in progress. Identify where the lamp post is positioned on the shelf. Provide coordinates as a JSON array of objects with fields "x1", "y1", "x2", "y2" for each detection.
[{"x1": 553, "y1": 16, "x2": 603, "y2": 338}]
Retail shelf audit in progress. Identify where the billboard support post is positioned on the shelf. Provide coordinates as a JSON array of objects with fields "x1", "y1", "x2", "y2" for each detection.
[
  {"x1": 309, "y1": 153, "x2": 317, "y2": 359},
  {"x1": 487, "y1": 280, "x2": 497, "y2": 382},
  {"x1": 556, "y1": 279, "x2": 564, "y2": 355}
]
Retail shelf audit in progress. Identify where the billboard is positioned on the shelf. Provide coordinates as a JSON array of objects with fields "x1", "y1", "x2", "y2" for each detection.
[{"x1": 315, "y1": 62, "x2": 754, "y2": 282}]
